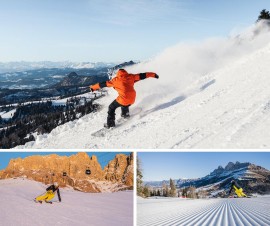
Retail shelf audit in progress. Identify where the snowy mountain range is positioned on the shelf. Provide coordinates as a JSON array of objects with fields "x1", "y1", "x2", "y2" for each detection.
[
  {"x1": 182, "y1": 161, "x2": 270, "y2": 195},
  {"x1": 0, "y1": 66, "x2": 110, "y2": 89},
  {"x1": 144, "y1": 178, "x2": 197, "y2": 188},
  {"x1": 0, "y1": 61, "x2": 115, "y2": 73},
  {"x1": 145, "y1": 161, "x2": 270, "y2": 196}
]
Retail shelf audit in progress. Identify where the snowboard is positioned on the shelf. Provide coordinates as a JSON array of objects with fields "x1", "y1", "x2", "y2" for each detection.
[{"x1": 91, "y1": 107, "x2": 142, "y2": 137}]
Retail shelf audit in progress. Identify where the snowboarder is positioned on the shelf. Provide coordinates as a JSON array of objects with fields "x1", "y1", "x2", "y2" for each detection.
[
  {"x1": 229, "y1": 180, "x2": 247, "y2": 198},
  {"x1": 35, "y1": 182, "x2": 62, "y2": 203},
  {"x1": 90, "y1": 69, "x2": 159, "y2": 128}
]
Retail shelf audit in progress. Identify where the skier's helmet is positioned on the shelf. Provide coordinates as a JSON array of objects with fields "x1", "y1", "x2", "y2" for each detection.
[{"x1": 54, "y1": 182, "x2": 59, "y2": 187}]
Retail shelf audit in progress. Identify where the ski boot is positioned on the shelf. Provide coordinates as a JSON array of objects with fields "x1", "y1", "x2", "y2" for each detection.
[
  {"x1": 121, "y1": 112, "x2": 130, "y2": 119},
  {"x1": 104, "y1": 119, "x2": 115, "y2": 129}
]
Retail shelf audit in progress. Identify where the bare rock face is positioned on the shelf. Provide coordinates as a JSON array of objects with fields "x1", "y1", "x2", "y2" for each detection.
[
  {"x1": 0, "y1": 152, "x2": 134, "y2": 193},
  {"x1": 103, "y1": 153, "x2": 133, "y2": 187}
]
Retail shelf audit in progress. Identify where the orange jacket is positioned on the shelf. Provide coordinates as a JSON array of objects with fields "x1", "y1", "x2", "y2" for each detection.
[{"x1": 90, "y1": 69, "x2": 157, "y2": 106}]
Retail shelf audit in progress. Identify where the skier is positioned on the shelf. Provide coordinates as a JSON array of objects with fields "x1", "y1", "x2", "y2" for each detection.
[
  {"x1": 35, "y1": 182, "x2": 62, "y2": 203},
  {"x1": 90, "y1": 69, "x2": 159, "y2": 128},
  {"x1": 229, "y1": 180, "x2": 247, "y2": 198}
]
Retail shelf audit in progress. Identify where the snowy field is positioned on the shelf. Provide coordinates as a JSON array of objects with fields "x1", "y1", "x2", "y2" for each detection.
[
  {"x1": 137, "y1": 197, "x2": 270, "y2": 226},
  {"x1": 16, "y1": 22, "x2": 270, "y2": 149},
  {"x1": 0, "y1": 178, "x2": 133, "y2": 226}
]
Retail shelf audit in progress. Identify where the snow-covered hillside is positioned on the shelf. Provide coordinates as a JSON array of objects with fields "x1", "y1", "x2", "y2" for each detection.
[
  {"x1": 19, "y1": 21, "x2": 270, "y2": 149},
  {"x1": 0, "y1": 178, "x2": 133, "y2": 226},
  {"x1": 137, "y1": 196, "x2": 270, "y2": 226}
]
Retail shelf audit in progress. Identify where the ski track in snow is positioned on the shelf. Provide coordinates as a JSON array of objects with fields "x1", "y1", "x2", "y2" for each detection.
[
  {"x1": 0, "y1": 178, "x2": 133, "y2": 226},
  {"x1": 137, "y1": 197, "x2": 270, "y2": 226},
  {"x1": 17, "y1": 39, "x2": 270, "y2": 149}
]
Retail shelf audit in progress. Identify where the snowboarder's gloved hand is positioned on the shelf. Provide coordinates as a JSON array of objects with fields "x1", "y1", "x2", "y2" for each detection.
[{"x1": 155, "y1": 74, "x2": 159, "y2": 79}]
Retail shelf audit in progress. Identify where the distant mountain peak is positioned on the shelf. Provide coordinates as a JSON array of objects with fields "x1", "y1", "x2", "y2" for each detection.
[
  {"x1": 210, "y1": 161, "x2": 252, "y2": 176},
  {"x1": 67, "y1": 71, "x2": 78, "y2": 77},
  {"x1": 224, "y1": 162, "x2": 235, "y2": 171},
  {"x1": 54, "y1": 71, "x2": 107, "y2": 88},
  {"x1": 181, "y1": 161, "x2": 270, "y2": 196}
]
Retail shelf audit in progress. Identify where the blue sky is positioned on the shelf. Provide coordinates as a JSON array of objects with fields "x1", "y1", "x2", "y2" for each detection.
[
  {"x1": 0, "y1": 0, "x2": 269, "y2": 62},
  {"x1": 0, "y1": 152, "x2": 131, "y2": 170},
  {"x1": 138, "y1": 152, "x2": 270, "y2": 181}
]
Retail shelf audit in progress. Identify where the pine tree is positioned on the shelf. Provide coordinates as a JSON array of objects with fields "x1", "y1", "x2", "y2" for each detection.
[
  {"x1": 137, "y1": 158, "x2": 144, "y2": 197},
  {"x1": 143, "y1": 186, "x2": 150, "y2": 197},
  {"x1": 188, "y1": 186, "x2": 197, "y2": 199},
  {"x1": 257, "y1": 9, "x2": 270, "y2": 22},
  {"x1": 181, "y1": 188, "x2": 188, "y2": 198},
  {"x1": 162, "y1": 182, "x2": 167, "y2": 197},
  {"x1": 169, "y1": 178, "x2": 176, "y2": 197}
]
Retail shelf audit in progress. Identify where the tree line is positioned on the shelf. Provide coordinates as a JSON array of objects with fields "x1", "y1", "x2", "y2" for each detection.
[
  {"x1": 137, "y1": 158, "x2": 209, "y2": 199},
  {"x1": 137, "y1": 159, "x2": 177, "y2": 198},
  {"x1": 0, "y1": 97, "x2": 100, "y2": 148},
  {"x1": 257, "y1": 9, "x2": 270, "y2": 22}
]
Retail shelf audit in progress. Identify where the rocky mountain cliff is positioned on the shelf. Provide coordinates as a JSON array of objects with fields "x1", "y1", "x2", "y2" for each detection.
[
  {"x1": 0, "y1": 152, "x2": 133, "y2": 193},
  {"x1": 144, "y1": 161, "x2": 270, "y2": 197},
  {"x1": 104, "y1": 153, "x2": 134, "y2": 187},
  {"x1": 180, "y1": 161, "x2": 270, "y2": 196}
]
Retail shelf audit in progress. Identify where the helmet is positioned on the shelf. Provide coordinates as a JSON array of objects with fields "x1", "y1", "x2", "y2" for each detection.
[
  {"x1": 54, "y1": 182, "x2": 59, "y2": 187},
  {"x1": 116, "y1": 69, "x2": 127, "y2": 77}
]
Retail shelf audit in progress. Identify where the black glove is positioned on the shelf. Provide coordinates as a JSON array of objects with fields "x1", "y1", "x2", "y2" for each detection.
[
  {"x1": 90, "y1": 87, "x2": 94, "y2": 92},
  {"x1": 155, "y1": 74, "x2": 159, "y2": 79}
]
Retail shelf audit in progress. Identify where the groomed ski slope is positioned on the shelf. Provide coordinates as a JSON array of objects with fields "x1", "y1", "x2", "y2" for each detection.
[
  {"x1": 0, "y1": 178, "x2": 133, "y2": 226},
  {"x1": 19, "y1": 22, "x2": 270, "y2": 149},
  {"x1": 137, "y1": 197, "x2": 270, "y2": 226}
]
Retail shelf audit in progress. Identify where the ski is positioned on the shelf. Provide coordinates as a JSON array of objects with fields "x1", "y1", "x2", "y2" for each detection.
[{"x1": 45, "y1": 201, "x2": 53, "y2": 204}]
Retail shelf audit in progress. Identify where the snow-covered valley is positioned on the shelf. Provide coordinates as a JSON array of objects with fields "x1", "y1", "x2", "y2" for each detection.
[
  {"x1": 0, "y1": 178, "x2": 133, "y2": 226},
  {"x1": 137, "y1": 196, "x2": 270, "y2": 226}
]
